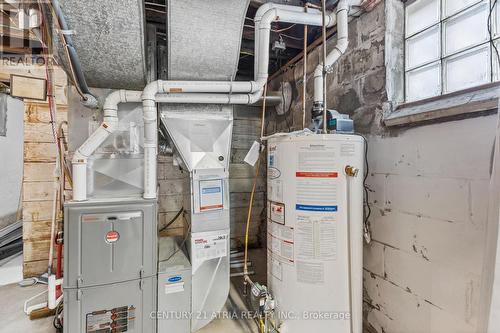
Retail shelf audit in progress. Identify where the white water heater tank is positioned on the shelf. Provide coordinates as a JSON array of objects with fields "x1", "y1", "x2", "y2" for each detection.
[{"x1": 266, "y1": 133, "x2": 364, "y2": 333}]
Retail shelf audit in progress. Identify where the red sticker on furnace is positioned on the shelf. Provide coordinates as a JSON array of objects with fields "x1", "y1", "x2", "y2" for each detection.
[{"x1": 105, "y1": 231, "x2": 120, "y2": 244}]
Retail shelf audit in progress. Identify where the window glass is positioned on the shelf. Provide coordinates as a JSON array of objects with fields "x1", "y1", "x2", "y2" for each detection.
[
  {"x1": 444, "y1": 44, "x2": 491, "y2": 93},
  {"x1": 443, "y1": 2, "x2": 489, "y2": 56},
  {"x1": 443, "y1": 0, "x2": 483, "y2": 18},
  {"x1": 406, "y1": 62, "x2": 442, "y2": 101},
  {"x1": 405, "y1": 0, "x2": 498, "y2": 102},
  {"x1": 406, "y1": 0, "x2": 440, "y2": 36},
  {"x1": 493, "y1": 39, "x2": 500, "y2": 81},
  {"x1": 406, "y1": 25, "x2": 441, "y2": 69}
]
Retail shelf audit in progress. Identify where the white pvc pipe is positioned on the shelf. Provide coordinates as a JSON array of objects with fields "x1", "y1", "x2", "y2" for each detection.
[
  {"x1": 253, "y1": 4, "x2": 330, "y2": 80},
  {"x1": 151, "y1": 9, "x2": 336, "y2": 97},
  {"x1": 155, "y1": 90, "x2": 264, "y2": 105},
  {"x1": 138, "y1": 7, "x2": 340, "y2": 199},
  {"x1": 72, "y1": 90, "x2": 142, "y2": 201},
  {"x1": 313, "y1": 0, "x2": 349, "y2": 104},
  {"x1": 72, "y1": 2, "x2": 351, "y2": 201}
]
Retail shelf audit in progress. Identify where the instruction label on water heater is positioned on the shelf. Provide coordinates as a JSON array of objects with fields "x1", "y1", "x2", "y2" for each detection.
[
  {"x1": 296, "y1": 215, "x2": 337, "y2": 261},
  {"x1": 293, "y1": 143, "x2": 340, "y2": 284},
  {"x1": 295, "y1": 145, "x2": 339, "y2": 212}
]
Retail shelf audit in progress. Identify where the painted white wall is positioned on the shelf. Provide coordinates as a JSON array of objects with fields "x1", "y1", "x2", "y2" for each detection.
[
  {"x1": 488, "y1": 207, "x2": 500, "y2": 333},
  {"x1": 364, "y1": 115, "x2": 497, "y2": 333},
  {"x1": 0, "y1": 94, "x2": 24, "y2": 230},
  {"x1": 486, "y1": 113, "x2": 500, "y2": 333}
]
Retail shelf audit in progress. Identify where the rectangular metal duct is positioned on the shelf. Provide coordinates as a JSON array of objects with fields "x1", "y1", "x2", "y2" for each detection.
[
  {"x1": 161, "y1": 1, "x2": 250, "y2": 331},
  {"x1": 166, "y1": 0, "x2": 249, "y2": 80},
  {"x1": 57, "y1": 0, "x2": 147, "y2": 89}
]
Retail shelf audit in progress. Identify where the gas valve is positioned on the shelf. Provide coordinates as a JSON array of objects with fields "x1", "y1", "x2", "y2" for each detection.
[{"x1": 345, "y1": 165, "x2": 359, "y2": 177}]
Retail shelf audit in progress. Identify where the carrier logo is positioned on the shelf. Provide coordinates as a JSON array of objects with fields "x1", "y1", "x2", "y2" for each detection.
[
  {"x1": 105, "y1": 231, "x2": 120, "y2": 244},
  {"x1": 168, "y1": 276, "x2": 182, "y2": 283}
]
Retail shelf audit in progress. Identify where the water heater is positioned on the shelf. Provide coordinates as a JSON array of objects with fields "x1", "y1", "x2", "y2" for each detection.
[{"x1": 266, "y1": 133, "x2": 364, "y2": 333}]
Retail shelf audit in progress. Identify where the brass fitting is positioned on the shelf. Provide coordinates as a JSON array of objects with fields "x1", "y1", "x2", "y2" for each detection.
[{"x1": 345, "y1": 165, "x2": 359, "y2": 177}]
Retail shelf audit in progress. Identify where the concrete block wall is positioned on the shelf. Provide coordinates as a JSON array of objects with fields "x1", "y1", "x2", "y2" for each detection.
[
  {"x1": 364, "y1": 115, "x2": 496, "y2": 332},
  {"x1": 267, "y1": 2, "x2": 497, "y2": 332}
]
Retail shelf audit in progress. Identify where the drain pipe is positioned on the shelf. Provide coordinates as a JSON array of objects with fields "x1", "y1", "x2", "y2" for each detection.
[
  {"x1": 139, "y1": 6, "x2": 338, "y2": 199},
  {"x1": 313, "y1": 0, "x2": 349, "y2": 124},
  {"x1": 72, "y1": 90, "x2": 142, "y2": 201},
  {"x1": 140, "y1": 8, "x2": 336, "y2": 97},
  {"x1": 253, "y1": 4, "x2": 327, "y2": 80},
  {"x1": 72, "y1": 3, "x2": 347, "y2": 201}
]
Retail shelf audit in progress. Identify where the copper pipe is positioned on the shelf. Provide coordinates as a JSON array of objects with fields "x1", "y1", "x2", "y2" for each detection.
[
  {"x1": 302, "y1": 18, "x2": 308, "y2": 129},
  {"x1": 244, "y1": 84, "x2": 268, "y2": 293},
  {"x1": 321, "y1": 0, "x2": 328, "y2": 133}
]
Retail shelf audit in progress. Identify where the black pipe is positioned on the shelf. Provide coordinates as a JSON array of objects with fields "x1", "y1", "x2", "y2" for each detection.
[{"x1": 50, "y1": 0, "x2": 95, "y2": 103}]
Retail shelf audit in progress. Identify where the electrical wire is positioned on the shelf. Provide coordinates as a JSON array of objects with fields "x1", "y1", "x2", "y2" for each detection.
[
  {"x1": 145, "y1": 1, "x2": 166, "y2": 8},
  {"x1": 321, "y1": 0, "x2": 327, "y2": 133},
  {"x1": 279, "y1": 33, "x2": 303, "y2": 41},
  {"x1": 273, "y1": 24, "x2": 297, "y2": 33},
  {"x1": 158, "y1": 207, "x2": 184, "y2": 233},
  {"x1": 489, "y1": 0, "x2": 500, "y2": 69},
  {"x1": 355, "y1": 133, "x2": 372, "y2": 244},
  {"x1": 302, "y1": 18, "x2": 308, "y2": 129},
  {"x1": 244, "y1": 23, "x2": 298, "y2": 33},
  {"x1": 145, "y1": 7, "x2": 167, "y2": 15},
  {"x1": 53, "y1": 301, "x2": 63, "y2": 330},
  {"x1": 163, "y1": 222, "x2": 191, "y2": 263}
]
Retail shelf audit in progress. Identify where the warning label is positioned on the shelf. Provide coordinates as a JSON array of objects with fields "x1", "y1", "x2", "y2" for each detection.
[
  {"x1": 192, "y1": 232, "x2": 228, "y2": 272},
  {"x1": 296, "y1": 171, "x2": 338, "y2": 178},
  {"x1": 269, "y1": 202, "x2": 285, "y2": 224},
  {"x1": 267, "y1": 233, "x2": 294, "y2": 264},
  {"x1": 199, "y1": 179, "x2": 224, "y2": 212},
  {"x1": 268, "y1": 221, "x2": 293, "y2": 242},
  {"x1": 86, "y1": 305, "x2": 135, "y2": 332}
]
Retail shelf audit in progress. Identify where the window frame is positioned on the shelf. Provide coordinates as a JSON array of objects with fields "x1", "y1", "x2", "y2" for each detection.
[
  {"x1": 383, "y1": 0, "x2": 500, "y2": 127},
  {"x1": 403, "y1": 0, "x2": 500, "y2": 102}
]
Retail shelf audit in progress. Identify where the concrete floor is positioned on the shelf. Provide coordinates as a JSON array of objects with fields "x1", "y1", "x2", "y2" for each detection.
[
  {"x1": 0, "y1": 249, "x2": 266, "y2": 333},
  {"x1": 0, "y1": 282, "x2": 258, "y2": 333},
  {"x1": 0, "y1": 283, "x2": 54, "y2": 333},
  {"x1": 0, "y1": 253, "x2": 23, "y2": 286}
]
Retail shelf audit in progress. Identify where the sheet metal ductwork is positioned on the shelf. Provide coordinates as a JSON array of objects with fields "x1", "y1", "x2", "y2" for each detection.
[
  {"x1": 57, "y1": 0, "x2": 147, "y2": 90},
  {"x1": 162, "y1": 1, "x2": 249, "y2": 331},
  {"x1": 167, "y1": 0, "x2": 248, "y2": 81}
]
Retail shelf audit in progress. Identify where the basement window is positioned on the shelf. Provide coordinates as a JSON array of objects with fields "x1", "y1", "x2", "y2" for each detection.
[{"x1": 404, "y1": 0, "x2": 500, "y2": 102}]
